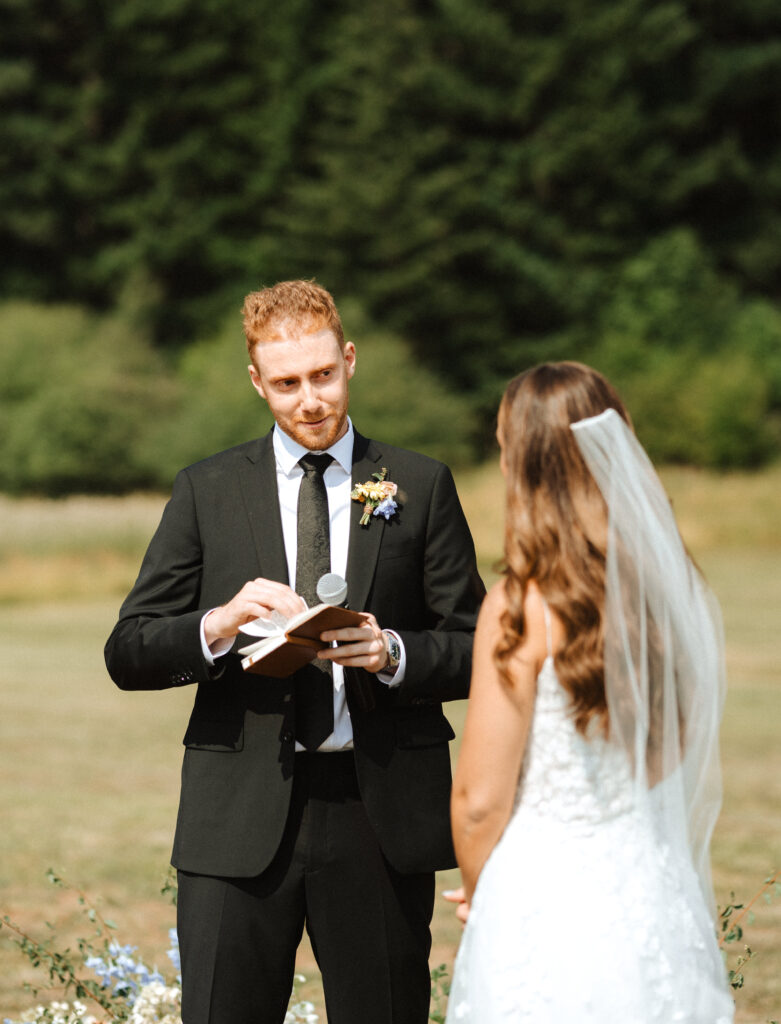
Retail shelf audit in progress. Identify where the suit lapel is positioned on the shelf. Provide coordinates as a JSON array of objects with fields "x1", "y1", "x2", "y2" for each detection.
[
  {"x1": 237, "y1": 431, "x2": 290, "y2": 585},
  {"x1": 237, "y1": 428, "x2": 388, "y2": 604},
  {"x1": 346, "y1": 431, "x2": 386, "y2": 612}
]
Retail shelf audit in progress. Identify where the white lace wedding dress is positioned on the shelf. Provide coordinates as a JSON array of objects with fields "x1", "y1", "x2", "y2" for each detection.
[{"x1": 446, "y1": 631, "x2": 735, "y2": 1023}]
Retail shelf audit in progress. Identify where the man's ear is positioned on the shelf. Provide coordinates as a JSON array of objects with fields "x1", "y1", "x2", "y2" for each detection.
[
  {"x1": 344, "y1": 341, "x2": 356, "y2": 380},
  {"x1": 248, "y1": 363, "x2": 267, "y2": 400}
]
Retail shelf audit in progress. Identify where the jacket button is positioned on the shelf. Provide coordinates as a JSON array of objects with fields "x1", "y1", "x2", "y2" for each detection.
[{"x1": 282, "y1": 730, "x2": 294, "y2": 743}]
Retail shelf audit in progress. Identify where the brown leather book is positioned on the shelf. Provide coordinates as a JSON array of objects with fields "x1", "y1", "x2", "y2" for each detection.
[{"x1": 239, "y1": 604, "x2": 364, "y2": 677}]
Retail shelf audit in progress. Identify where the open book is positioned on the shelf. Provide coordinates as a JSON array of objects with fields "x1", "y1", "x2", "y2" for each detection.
[{"x1": 238, "y1": 603, "x2": 364, "y2": 677}]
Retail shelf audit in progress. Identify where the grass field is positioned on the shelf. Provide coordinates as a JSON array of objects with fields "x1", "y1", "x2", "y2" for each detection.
[{"x1": 1, "y1": 464, "x2": 780, "y2": 1021}]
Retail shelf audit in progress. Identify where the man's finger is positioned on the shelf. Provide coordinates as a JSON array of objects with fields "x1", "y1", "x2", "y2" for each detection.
[
  {"x1": 442, "y1": 887, "x2": 466, "y2": 904},
  {"x1": 317, "y1": 641, "x2": 371, "y2": 660},
  {"x1": 319, "y1": 626, "x2": 374, "y2": 643}
]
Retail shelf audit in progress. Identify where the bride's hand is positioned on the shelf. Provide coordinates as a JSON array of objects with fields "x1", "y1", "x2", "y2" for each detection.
[{"x1": 443, "y1": 886, "x2": 470, "y2": 926}]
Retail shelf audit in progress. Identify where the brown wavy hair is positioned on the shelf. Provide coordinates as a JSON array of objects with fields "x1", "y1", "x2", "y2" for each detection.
[{"x1": 495, "y1": 362, "x2": 632, "y2": 734}]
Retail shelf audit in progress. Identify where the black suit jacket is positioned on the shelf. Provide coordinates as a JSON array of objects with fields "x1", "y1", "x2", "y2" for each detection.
[{"x1": 105, "y1": 429, "x2": 484, "y2": 878}]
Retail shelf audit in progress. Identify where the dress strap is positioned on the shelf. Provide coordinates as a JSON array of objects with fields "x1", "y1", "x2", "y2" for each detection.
[{"x1": 541, "y1": 599, "x2": 553, "y2": 659}]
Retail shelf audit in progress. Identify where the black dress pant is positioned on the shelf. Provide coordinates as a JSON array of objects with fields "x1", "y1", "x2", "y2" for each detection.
[{"x1": 177, "y1": 751, "x2": 435, "y2": 1024}]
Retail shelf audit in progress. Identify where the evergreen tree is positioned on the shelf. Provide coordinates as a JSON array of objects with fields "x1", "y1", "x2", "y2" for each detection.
[
  {"x1": 2, "y1": 0, "x2": 780, "y2": 459},
  {"x1": 278, "y1": 0, "x2": 781, "y2": 420},
  {"x1": 0, "y1": 0, "x2": 325, "y2": 339}
]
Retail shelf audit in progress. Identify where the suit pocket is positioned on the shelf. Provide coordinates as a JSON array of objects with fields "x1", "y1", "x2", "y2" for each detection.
[
  {"x1": 377, "y1": 546, "x2": 417, "y2": 563},
  {"x1": 394, "y1": 710, "x2": 455, "y2": 749},
  {"x1": 183, "y1": 716, "x2": 244, "y2": 752}
]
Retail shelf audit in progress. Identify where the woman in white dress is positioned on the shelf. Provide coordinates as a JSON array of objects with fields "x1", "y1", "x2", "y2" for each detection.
[{"x1": 445, "y1": 362, "x2": 734, "y2": 1023}]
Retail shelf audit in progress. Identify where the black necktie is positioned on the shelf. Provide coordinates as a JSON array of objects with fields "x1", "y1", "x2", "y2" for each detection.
[{"x1": 294, "y1": 453, "x2": 334, "y2": 750}]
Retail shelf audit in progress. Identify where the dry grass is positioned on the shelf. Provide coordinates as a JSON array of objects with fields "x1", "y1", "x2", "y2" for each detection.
[
  {"x1": 455, "y1": 458, "x2": 781, "y2": 578},
  {"x1": 0, "y1": 494, "x2": 165, "y2": 604},
  {"x1": 1, "y1": 466, "x2": 779, "y2": 1021}
]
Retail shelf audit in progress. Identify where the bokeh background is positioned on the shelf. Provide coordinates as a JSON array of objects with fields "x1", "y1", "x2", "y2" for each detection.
[{"x1": 1, "y1": 1, "x2": 779, "y2": 1020}]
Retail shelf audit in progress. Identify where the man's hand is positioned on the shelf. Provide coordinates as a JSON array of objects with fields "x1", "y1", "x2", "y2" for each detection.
[
  {"x1": 442, "y1": 886, "x2": 470, "y2": 927},
  {"x1": 204, "y1": 579, "x2": 306, "y2": 647},
  {"x1": 318, "y1": 612, "x2": 390, "y2": 674}
]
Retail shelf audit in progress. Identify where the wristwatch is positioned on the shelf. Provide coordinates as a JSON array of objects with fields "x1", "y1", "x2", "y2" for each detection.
[{"x1": 382, "y1": 630, "x2": 401, "y2": 672}]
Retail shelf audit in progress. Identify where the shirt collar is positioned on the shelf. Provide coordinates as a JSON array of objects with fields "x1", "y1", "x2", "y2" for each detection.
[{"x1": 273, "y1": 418, "x2": 354, "y2": 477}]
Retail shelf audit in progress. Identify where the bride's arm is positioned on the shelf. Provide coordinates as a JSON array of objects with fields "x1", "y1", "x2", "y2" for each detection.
[{"x1": 450, "y1": 580, "x2": 546, "y2": 910}]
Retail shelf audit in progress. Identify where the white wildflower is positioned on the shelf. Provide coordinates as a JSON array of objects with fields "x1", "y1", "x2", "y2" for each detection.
[
  {"x1": 126, "y1": 981, "x2": 182, "y2": 1024},
  {"x1": 285, "y1": 1000, "x2": 319, "y2": 1023},
  {"x1": 9, "y1": 1002, "x2": 99, "y2": 1024}
]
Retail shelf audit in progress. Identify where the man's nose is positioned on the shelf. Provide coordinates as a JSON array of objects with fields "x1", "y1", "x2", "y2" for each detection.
[{"x1": 300, "y1": 382, "x2": 321, "y2": 410}]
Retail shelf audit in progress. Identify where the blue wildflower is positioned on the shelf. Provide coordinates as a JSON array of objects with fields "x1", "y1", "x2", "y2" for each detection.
[{"x1": 167, "y1": 927, "x2": 182, "y2": 981}]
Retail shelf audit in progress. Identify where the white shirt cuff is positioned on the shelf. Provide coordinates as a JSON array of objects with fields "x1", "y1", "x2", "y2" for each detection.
[{"x1": 200, "y1": 610, "x2": 234, "y2": 665}]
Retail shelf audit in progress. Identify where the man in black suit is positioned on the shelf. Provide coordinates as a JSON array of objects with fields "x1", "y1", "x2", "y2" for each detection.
[{"x1": 105, "y1": 280, "x2": 484, "y2": 1024}]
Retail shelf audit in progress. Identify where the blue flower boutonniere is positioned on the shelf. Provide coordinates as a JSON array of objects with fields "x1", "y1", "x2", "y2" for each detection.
[{"x1": 350, "y1": 467, "x2": 399, "y2": 527}]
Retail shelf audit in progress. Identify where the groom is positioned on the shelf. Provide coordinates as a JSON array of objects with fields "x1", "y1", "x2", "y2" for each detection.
[{"x1": 104, "y1": 280, "x2": 484, "y2": 1024}]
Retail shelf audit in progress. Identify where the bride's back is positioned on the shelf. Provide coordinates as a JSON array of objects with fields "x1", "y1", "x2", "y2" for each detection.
[{"x1": 515, "y1": 651, "x2": 636, "y2": 828}]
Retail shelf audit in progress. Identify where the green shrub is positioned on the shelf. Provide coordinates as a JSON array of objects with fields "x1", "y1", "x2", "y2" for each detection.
[
  {"x1": 589, "y1": 231, "x2": 781, "y2": 467},
  {"x1": 142, "y1": 315, "x2": 273, "y2": 485},
  {"x1": 0, "y1": 303, "x2": 173, "y2": 495},
  {"x1": 1, "y1": 278, "x2": 776, "y2": 497},
  {"x1": 343, "y1": 302, "x2": 478, "y2": 468}
]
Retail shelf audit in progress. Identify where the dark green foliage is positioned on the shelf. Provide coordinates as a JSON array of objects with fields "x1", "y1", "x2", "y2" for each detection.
[
  {"x1": 277, "y1": 0, "x2": 781, "y2": 413},
  {"x1": 2, "y1": 0, "x2": 781, "y2": 485},
  {"x1": 719, "y1": 873, "x2": 781, "y2": 993},
  {"x1": 0, "y1": 299, "x2": 477, "y2": 495},
  {"x1": 344, "y1": 302, "x2": 478, "y2": 466},
  {"x1": 0, "y1": 302, "x2": 173, "y2": 494},
  {"x1": 0, "y1": 0, "x2": 324, "y2": 339},
  {"x1": 590, "y1": 231, "x2": 781, "y2": 466},
  {"x1": 143, "y1": 314, "x2": 274, "y2": 484},
  {"x1": 428, "y1": 962, "x2": 451, "y2": 1023}
]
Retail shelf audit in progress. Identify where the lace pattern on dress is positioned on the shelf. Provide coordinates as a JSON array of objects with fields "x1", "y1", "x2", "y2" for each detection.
[{"x1": 446, "y1": 631, "x2": 734, "y2": 1024}]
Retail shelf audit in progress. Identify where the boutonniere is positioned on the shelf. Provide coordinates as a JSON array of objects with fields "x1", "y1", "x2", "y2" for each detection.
[{"x1": 351, "y1": 467, "x2": 399, "y2": 526}]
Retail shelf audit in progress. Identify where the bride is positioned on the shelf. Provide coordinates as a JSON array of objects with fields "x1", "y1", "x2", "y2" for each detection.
[{"x1": 445, "y1": 362, "x2": 734, "y2": 1023}]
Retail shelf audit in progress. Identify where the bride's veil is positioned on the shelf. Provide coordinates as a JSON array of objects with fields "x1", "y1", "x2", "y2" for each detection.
[{"x1": 571, "y1": 408, "x2": 726, "y2": 915}]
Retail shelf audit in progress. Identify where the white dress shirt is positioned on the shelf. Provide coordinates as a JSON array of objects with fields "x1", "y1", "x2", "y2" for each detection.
[{"x1": 201, "y1": 418, "x2": 405, "y2": 751}]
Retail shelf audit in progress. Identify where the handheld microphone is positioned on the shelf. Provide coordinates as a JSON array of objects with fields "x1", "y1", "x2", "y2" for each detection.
[
  {"x1": 317, "y1": 574, "x2": 374, "y2": 711},
  {"x1": 316, "y1": 572, "x2": 348, "y2": 608}
]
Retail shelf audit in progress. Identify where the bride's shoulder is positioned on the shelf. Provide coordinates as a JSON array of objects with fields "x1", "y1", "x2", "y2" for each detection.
[
  {"x1": 480, "y1": 579, "x2": 509, "y2": 617},
  {"x1": 476, "y1": 579, "x2": 550, "y2": 673},
  {"x1": 478, "y1": 577, "x2": 546, "y2": 625}
]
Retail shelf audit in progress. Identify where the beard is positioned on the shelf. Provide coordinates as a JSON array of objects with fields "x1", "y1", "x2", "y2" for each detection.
[{"x1": 285, "y1": 402, "x2": 349, "y2": 451}]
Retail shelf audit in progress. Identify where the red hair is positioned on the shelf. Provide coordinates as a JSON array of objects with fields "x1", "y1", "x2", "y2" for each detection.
[{"x1": 242, "y1": 280, "x2": 345, "y2": 353}]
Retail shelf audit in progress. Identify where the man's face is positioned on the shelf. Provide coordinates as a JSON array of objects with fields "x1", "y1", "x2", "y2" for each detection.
[{"x1": 248, "y1": 327, "x2": 356, "y2": 450}]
